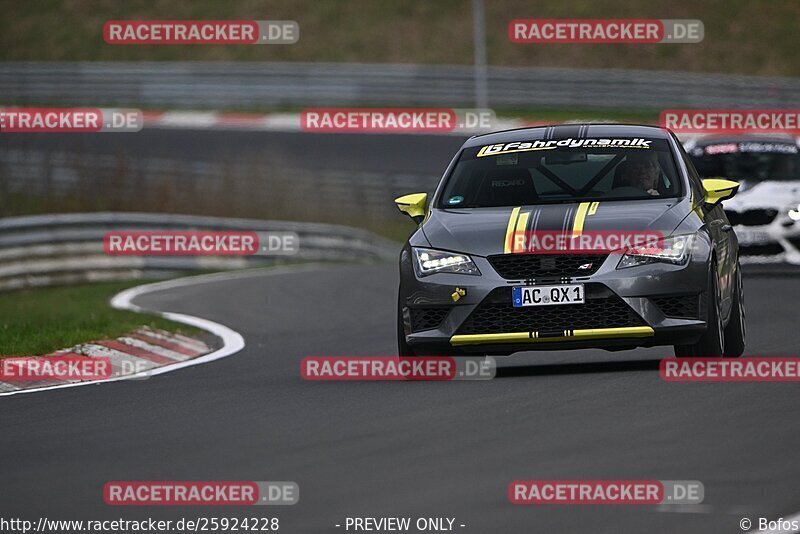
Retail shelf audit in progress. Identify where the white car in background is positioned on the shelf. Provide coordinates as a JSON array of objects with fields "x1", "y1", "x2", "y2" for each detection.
[{"x1": 684, "y1": 134, "x2": 800, "y2": 264}]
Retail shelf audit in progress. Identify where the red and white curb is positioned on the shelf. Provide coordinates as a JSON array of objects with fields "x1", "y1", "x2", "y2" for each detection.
[
  {"x1": 0, "y1": 270, "x2": 258, "y2": 397},
  {"x1": 140, "y1": 111, "x2": 654, "y2": 136},
  {"x1": 142, "y1": 110, "x2": 533, "y2": 134},
  {"x1": 0, "y1": 326, "x2": 211, "y2": 393}
]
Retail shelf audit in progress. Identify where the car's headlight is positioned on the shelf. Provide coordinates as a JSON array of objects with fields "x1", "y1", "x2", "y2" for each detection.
[
  {"x1": 413, "y1": 248, "x2": 481, "y2": 277},
  {"x1": 617, "y1": 234, "x2": 695, "y2": 269},
  {"x1": 788, "y1": 204, "x2": 800, "y2": 221}
]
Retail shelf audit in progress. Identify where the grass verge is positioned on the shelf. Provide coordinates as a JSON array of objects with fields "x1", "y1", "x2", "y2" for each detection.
[
  {"x1": 1, "y1": 0, "x2": 797, "y2": 77},
  {"x1": 0, "y1": 281, "x2": 202, "y2": 357}
]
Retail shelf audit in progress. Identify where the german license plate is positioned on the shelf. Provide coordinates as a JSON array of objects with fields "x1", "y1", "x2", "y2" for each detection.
[
  {"x1": 512, "y1": 284, "x2": 585, "y2": 307},
  {"x1": 735, "y1": 227, "x2": 770, "y2": 246}
]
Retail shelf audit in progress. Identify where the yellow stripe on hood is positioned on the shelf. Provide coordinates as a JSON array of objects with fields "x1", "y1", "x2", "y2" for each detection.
[
  {"x1": 572, "y1": 202, "x2": 590, "y2": 235},
  {"x1": 504, "y1": 207, "x2": 521, "y2": 254}
]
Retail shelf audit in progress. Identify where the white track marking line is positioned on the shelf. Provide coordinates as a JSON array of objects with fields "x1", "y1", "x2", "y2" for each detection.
[{"x1": 0, "y1": 265, "x2": 328, "y2": 397}]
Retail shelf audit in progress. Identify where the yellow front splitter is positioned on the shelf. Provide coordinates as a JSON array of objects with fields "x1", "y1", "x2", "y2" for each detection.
[{"x1": 450, "y1": 326, "x2": 654, "y2": 347}]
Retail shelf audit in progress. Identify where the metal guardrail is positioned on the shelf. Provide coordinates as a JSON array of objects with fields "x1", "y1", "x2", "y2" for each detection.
[
  {"x1": 2, "y1": 61, "x2": 800, "y2": 109},
  {"x1": 0, "y1": 212, "x2": 399, "y2": 291},
  {"x1": 0, "y1": 147, "x2": 440, "y2": 224}
]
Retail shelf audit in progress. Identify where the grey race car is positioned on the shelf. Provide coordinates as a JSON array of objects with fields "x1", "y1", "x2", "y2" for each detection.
[{"x1": 396, "y1": 124, "x2": 745, "y2": 358}]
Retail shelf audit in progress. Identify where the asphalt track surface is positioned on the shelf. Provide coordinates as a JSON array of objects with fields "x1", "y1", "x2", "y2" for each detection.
[{"x1": 2, "y1": 262, "x2": 800, "y2": 533}]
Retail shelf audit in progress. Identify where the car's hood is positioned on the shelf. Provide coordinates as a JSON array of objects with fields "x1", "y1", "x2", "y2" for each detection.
[
  {"x1": 422, "y1": 199, "x2": 687, "y2": 257},
  {"x1": 725, "y1": 180, "x2": 800, "y2": 211}
]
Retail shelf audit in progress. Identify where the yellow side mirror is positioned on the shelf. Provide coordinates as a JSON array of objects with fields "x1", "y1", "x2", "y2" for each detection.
[
  {"x1": 394, "y1": 193, "x2": 428, "y2": 223},
  {"x1": 702, "y1": 178, "x2": 739, "y2": 208}
]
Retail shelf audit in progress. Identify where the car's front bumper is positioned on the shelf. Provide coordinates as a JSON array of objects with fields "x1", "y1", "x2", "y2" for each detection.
[
  {"x1": 399, "y1": 244, "x2": 711, "y2": 355},
  {"x1": 730, "y1": 216, "x2": 800, "y2": 265}
]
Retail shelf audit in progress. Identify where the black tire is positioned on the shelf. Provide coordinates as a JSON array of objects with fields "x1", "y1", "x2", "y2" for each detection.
[
  {"x1": 723, "y1": 264, "x2": 746, "y2": 358},
  {"x1": 397, "y1": 301, "x2": 416, "y2": 357},
  {"x1": 674, "y1": 261, "x2": 724, "y2": 358}
]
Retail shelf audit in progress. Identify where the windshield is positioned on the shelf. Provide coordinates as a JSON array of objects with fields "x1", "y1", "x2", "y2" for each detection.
[
  {"x1": 438, "y1": 137, "x2": 682, "y2": 208},
  {"x1": 689, "y1": 141, "x2": 800, "y2": 181}
]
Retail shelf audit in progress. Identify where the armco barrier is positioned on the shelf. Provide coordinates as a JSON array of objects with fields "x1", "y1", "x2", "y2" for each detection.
[
  {"x1": 0, "y1": 148, "x2": 440, "y2": 225},
  {"x1": 0, "y1": 212, "x2": 398, "y2": 291},
  {"x1": 2, "y1": 61, "x2": 800, "y2": 109}
]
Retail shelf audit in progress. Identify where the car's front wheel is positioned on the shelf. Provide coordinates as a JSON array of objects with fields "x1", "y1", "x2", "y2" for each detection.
[
  {"x1": 674, "y1": 261, "x2": 724, "y2": 358},
  {"x1": 723, "y1": 263, "x2": 746, "y2": 357}
]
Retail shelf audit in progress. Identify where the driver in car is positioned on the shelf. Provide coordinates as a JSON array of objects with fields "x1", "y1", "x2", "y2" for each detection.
[{"x1": 620, "y1": 152, "x2": 661, "y2": 196}]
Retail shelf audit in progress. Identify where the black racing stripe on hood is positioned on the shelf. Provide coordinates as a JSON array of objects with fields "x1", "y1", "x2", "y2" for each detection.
[
  {"x1": 528, "y1": 206, "x2": 542, "y2": 233},
  {"x1": 581, "y1": 202, "x2": 602, "y2": 231},
  {"x1": 533, "y1": 204, "x2": 574, "y2": 231}
]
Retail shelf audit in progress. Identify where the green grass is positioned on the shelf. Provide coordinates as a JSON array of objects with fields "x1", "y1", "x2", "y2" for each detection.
[
  {"x1": 0, "y1": 281, "x2": 201, "y2": 356},
  {"x1": 1, "y1": 0, "x2": 798, "y2": 76}
]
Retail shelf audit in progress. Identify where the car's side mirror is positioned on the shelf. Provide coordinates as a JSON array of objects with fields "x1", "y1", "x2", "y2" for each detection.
[
  {"x1": 394, "y1": 193, "x2": 428, "y2": 223},
  {"x1": 702, "y1": 178, "x2": 739, "y2": 209}
]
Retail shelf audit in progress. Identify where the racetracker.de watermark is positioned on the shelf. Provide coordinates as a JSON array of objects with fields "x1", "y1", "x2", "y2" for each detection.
[
  {"x1": 506, "y1": 231, "x2": 665, "y2": 255},
  {"x1": 104, "y1": 231, "x2": 299, "y2": 256},
  {"x1": 0, "y1": 108, "x2": 142, "y2": 133},
  {"x1": 509, "y1": 19, "x2": 703, "y2": 44},
  {"x1": 301, "y1": 356, "x2": 496, "y2": 381},
  {"x1": 104, "y1": 481, "x2": 298, "y2": 506},
  {"x1": 661, "y1": 358, "x2": 800, "y2": 382},
  {"x1": 660, "y1": 109, "x2": 800, "y2": 134},
  {"x1": 104, "y1": 20, "x2": 298, "y2": 44},
  {"x1": 300, "y1": 108, "x2": 496, "y2": 133},
  {"x1": 509, "y1": 480, "x2": 704, "y2": 505},
  {"x1": 0, "y1": 356, "x2": 112, "y2": 381}
]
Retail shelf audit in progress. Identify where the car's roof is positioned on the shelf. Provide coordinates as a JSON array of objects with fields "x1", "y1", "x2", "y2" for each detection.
[{"x1": 463, "y1": 123, "x2": 672, "y2": 149}]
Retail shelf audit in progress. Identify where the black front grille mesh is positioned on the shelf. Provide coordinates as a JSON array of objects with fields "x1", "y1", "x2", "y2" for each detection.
[
  {"x1": 457, "y1": 287, "x2": 643, "y2": 335},
  {"x1": 410, "y1": 307, "x2": 450, "y2": 332},
  {"x1": 725, "y1": 209, "x2": 778, "y2": 226},
  {"x1": 487, "y1": 254, "x2": 606, "y2": 279},
  {"x1": 739, "y1": 243, "x2": 784, "y2": 256},
  {"x1": 652, "y1": 295, "x2": 700, "y2": 319}
]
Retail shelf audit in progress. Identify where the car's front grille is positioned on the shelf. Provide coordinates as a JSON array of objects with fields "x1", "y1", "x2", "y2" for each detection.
[
  {"x1": 652, "y1": 294, "x2": 700, "y2": 319},
  {"x1": 410, "y1": 307, "x2": 450, "y2": 332},
  {"x1": 487, "y1": 254, "x2": 606, "y2": 279},
  {"x1": 456, "y1": 287, "x2": 644, "y2": 335},
  {"x1": 725, "y1": 209, "x2": 778, "y2": 226},
  {"x1": 739, "y1": 243, "x2": 784, "y2": 256}
]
